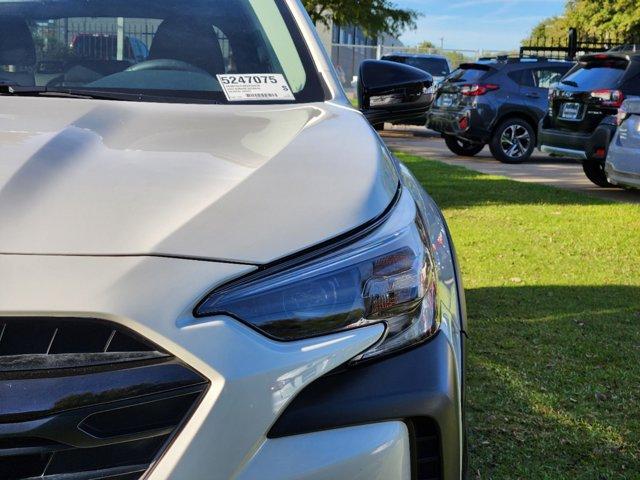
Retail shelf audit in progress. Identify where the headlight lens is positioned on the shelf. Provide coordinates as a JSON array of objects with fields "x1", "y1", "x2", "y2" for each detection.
[{"x1": 196, "y1": 197, "x2": 438, "y2": 360}]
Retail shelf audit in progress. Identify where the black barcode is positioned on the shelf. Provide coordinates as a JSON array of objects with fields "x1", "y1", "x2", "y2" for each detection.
[{"x1": 246, "y1": 93, "x2": 278, "y2": 98}]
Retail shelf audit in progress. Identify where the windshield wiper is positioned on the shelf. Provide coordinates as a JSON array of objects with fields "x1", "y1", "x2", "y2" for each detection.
[
  {"x1": 561, "y1": 80, "x2": 579, "y2": 87},
  {"x1": 0, "y1": 85, "x2": 223, "y2": 104},
  {"x1": 0, "y1": 84, "x2": 141, "y2": 101}
]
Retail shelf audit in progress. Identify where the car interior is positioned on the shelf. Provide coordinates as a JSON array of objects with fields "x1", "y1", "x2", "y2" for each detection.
[{"x1": 0, "y1": 0, "x2": 293, "y2": 95}]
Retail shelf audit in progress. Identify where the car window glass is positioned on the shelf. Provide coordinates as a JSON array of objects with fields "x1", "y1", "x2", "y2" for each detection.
[
  {"x1": 248, "y1": 0, "x2": 306, "y2": 92},
  {"x1": 404, "y1": 58, "x2": 450, "y2": 76},
  {"x1": 563, "y1": 61, "x2": 627, "y2": 90},
  {"x1": 447, "y1": 67, "x2": 487, "y2": 83},
  {"x1": 382, "y1": 56, "x2": 450, "y2": 77},
  {"x1": 534, "y1": 68, "x2": 565, "y2": 89},
  {"x1": 0, "y1": 0, "x2": 323, "y2": 103}
]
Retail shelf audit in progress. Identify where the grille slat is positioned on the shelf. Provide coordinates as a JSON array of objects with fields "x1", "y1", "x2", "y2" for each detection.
[
  {"x1": 0, "y1": 352, "x2": 168, "y2": 372},
  {"x1": 0, "y1": 318, "x2": 208, "y2": 480}
]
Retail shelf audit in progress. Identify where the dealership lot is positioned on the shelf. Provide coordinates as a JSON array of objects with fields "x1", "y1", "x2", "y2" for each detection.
[{"x1": 383, "y1": 126, "x2": 640, "y2": 204}]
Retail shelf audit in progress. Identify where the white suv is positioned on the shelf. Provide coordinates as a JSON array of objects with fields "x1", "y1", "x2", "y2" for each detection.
[{"x1": 0, "y1": 1, "x2": 466, "y2": 479}]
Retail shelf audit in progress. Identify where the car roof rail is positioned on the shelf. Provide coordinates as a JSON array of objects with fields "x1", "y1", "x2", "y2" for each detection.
[
  {"x1": 608, "y1": 44, "x2": 639, "y2": 53},
  {"x1": 476, "y1": 55, "x2": 566, "y2": 65}
]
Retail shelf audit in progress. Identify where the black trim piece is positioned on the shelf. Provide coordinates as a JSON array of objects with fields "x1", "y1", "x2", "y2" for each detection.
[
  {"x1": 193, "y1": 182, "x2": 402, "y2": 319},
  {"x1": 0, "y1": 352, "x2": 168, "y2": 372},
  {"x1": 0, "y1": 360, "x2": 205, "y2": 423},
  {"x1": 268, "y1": 332, "x2": 462, "y2": 480},
  {"x1": 406, "y1": 417, "x2": 442, "y2": 480},
  {"x1": 0, "y1": 317, "x2": 209, "y2": 480}
]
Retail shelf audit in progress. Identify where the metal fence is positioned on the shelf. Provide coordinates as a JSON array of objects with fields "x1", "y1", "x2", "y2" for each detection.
[
  {"x1": 31, "y1": 19, "x2": 230, "y2": 62},
  {"x1": 520, "y1": 28, "x2": 639, "y2": 61},
  {"x1": 330, "y1": 43, "x2": 379, "y2": 88}
]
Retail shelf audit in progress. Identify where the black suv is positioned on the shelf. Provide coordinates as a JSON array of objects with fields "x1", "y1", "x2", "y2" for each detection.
[
  {"x1": 539, "y1": 52, "x2": 640, "y2": 187},
  {"x1": 427, "y1": 57, "x2": 572, "y2": 163}
]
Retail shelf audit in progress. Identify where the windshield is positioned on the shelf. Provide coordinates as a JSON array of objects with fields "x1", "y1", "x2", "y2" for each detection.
[
  {"x1": 0, "y1": 0, "x2": 324, "y2": 103},
  {"x1": 563, "y1": 61, "x2": 627, "y2": 90},
  {"x1": 383, "y1": 56, "x2": 450, "y2": 77}
]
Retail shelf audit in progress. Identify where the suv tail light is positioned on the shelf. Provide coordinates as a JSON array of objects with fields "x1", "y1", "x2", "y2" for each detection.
[
  {"x1": 591, "y1": 89, "x2": 625, "y2": 108},
  {"x1": 460, "y1": 84, "x2": 499, "y2": 96}
]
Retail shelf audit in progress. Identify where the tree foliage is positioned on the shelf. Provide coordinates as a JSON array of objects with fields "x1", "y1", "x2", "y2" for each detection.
[
  {"x1": 303, "y1": 0, "x2": 421, "y2": 39},
  {"x1": 528, "y1": 0, "x2": 640, "y2": 41},
  {"x1": 413, "y1": 41, "x2": 468, "y2": 68}
]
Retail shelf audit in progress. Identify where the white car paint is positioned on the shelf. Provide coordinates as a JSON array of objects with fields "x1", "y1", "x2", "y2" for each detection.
[
  {"x1": 0, "y1": 253, "x2": 385, "y2": 480},
  {"x1": 0, "y1": 1, "x2": 463, "y2": 479},
  {"x1": 0, "y1": 97, "x2": 396, "y2": 263},
  {"x1": 237, "y1": 422, "x2": 412, "y2": 480}
]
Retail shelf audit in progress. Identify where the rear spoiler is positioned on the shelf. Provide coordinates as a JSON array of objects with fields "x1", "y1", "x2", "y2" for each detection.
[{"x1": 579, "y1": 52, "x2": 631, "y2": 63}]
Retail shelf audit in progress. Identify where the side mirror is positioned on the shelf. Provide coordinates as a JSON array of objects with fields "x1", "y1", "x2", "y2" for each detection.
[
  {"x1": 621, "y1": 98, "x2": 640, "y2": 115},
  {"x1": 358, "y1": 60, "x2": 433, "y2": 127},
  {"x1": 617, "y1": 98, "x2": 640, "y2": 125}
]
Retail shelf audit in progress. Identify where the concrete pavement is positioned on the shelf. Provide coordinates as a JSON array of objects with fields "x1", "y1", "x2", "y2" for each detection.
[{"x1": 382, "y1": 126, "x2": 640, "y2": 204}]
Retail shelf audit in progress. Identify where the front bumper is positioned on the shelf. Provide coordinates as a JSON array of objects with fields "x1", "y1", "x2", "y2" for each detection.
[
  {"x1": 1, "y1": 250, "x2": 463, "y2": 480},
  {"x1": 270, "y1": 331, "x2": 463, "y2": 480}
]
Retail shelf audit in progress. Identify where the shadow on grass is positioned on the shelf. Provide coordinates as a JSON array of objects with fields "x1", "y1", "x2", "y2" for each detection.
[
  {"x1": 398, "y1": 153, "x2": 611, "y2": 209},
  {"x1": 465, "y1": 285, "x2": 640, "y2": 479}
]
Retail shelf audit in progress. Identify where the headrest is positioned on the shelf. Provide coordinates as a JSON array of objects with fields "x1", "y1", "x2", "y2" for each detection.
[
  {"x1": 149, "y1": 17, "x2": 224, "y2": 75},
  {"x1": 0, "y1": 17, "x2": 36, "y2": 67}
]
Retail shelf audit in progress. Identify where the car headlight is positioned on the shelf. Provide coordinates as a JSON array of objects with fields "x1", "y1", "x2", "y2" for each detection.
[{"x1": 195, "y1": 192, "x2": 439, "y2": 361}]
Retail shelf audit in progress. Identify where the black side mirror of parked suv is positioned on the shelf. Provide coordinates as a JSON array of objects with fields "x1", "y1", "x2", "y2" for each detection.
[{"x1": 358, "y1": 60, "x2": 433, "y2": 128}]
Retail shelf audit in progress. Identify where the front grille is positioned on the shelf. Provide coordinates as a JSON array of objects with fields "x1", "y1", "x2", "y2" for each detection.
[
  {"x1": 0, "y1": 318, "x2": 208, "y2": 480},
  {"x1": 407, "y1": 418, "x2": 442, "y2": 480}
]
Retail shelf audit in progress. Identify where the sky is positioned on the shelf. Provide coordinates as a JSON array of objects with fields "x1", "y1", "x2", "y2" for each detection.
[{"x1": 398, "y1": 0, "x2": 566, "y2": 52}]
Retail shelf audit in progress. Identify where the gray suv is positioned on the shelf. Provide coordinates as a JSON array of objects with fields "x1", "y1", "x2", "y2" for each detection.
[{"x1": 428, "y1": 57, "x2": 572, "y2": 163}]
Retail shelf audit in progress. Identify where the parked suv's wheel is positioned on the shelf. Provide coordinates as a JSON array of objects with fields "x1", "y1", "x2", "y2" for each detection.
[
  {"x1": 490, "y1": 119, "x2": 535, "y2": 164},
  {"x1": 583, "y1": 160, "x2": 613, "y2": 188},
  {"x1": 444, "y1": 135, "x2": 485, "y2": 157}
]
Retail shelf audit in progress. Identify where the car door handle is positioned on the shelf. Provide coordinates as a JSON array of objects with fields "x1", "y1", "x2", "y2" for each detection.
[{"x1": 525, "y1": 93, "x2": 541, "y2": 99}]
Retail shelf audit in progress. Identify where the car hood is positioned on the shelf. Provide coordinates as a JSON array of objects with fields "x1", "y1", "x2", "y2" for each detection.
[{"x1": 0, "y1": 98, "x2": 398, "y2": 264}]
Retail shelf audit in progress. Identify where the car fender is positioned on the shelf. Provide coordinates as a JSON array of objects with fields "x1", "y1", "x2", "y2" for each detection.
[
  {"x1": 585, "y1": 115, "x2": 618, "y2": 162},
  {"x1": 492, "y1": 105, "x2": 540, "y2": 135}
]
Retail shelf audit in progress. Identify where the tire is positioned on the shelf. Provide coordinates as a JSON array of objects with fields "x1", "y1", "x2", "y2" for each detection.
[
  {"x1": 489, "y1": 118, "x2": 536, "y2": 164},
  {"x1": 444, "y1": 135, "x2": 485, "y2": 157},
  {"x1": 583, "y1": 161, "x2": 614, "y2": 188}
]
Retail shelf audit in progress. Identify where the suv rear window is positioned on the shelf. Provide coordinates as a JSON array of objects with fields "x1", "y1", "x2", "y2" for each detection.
[
  {"x1": 392, "y1": 57, "x2": 450, "y2": 77},
  {"x1": 446, "y1": 66, "x2": 489, "y2": 84},
  {"x1": 563, "y1": 60, "x2": 628, "y2": 90}
]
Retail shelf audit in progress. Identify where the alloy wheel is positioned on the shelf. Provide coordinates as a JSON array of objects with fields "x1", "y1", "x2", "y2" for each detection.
[{"x1": 500, "y1": 124, "x2": 531, "y2": 159}]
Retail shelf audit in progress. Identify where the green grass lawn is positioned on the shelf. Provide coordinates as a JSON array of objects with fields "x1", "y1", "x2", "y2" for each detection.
[{"x1": 396, "y1": 152, "x2": 640, "y2": 480}]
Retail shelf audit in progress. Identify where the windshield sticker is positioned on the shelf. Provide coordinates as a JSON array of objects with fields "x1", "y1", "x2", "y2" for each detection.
[{"x1": 217, "y1": 74, "x2": 296, "y2": 102}]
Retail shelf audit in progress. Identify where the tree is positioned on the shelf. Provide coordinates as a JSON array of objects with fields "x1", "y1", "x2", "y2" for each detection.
[
  {"x1": 416, "y1": 41, "x2": 436, "y2": 51},
  {"x1": 303, "y1": 0, "x2": 421, "y2": 39},
  {"x1": 527, "y1": 0, "x2": 640, "y2": 42}
]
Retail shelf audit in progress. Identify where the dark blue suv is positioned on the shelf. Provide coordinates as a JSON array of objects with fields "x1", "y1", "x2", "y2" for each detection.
[{"x1": 427, "y1": 57, "x2": 572, "y2": 163}]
